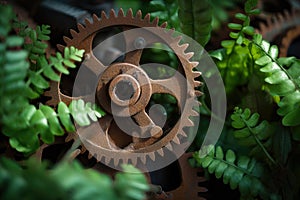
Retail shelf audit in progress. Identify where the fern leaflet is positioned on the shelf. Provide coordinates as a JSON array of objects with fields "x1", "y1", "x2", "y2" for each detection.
[
  {"x1": 231, "y1": 107, "x2": 275, "y2": 164},
  {"x1": 194, "y1": 145, "x2": 271, "y2": 199}
]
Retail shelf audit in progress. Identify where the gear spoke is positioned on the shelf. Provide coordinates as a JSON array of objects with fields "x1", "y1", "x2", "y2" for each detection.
[
  {"x1": 77, "y1": 116, "x2": 117, "y2": 150},
  {"x1": 133, "y1": 110, "x2": 163, "y2": 138},
  {"x1": 151, "y1": 72, "x2": 186, "y2": 108},
  {"x1": 124, "y1": 49, "x2": 143, "y2": 65},
  {"x1": 82, "y1": 53, "x2": 106, "y2": 76},
  {"x1": 60, "y1": 93, "x2": 95, "y2": 105}
]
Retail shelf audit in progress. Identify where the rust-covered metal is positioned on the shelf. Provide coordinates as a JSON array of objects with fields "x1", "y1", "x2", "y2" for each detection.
[{"x1": 45, "y1": 8, "x2": 202, "y2": 168}]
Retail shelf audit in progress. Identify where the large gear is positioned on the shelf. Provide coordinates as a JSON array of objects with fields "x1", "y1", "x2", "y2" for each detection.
[
  {"x1": 256, "y1": 8, "x2": 300, "y2": 57},
  {"x1": 45, "y1": 8, "x2": 201, "y2": 170}
]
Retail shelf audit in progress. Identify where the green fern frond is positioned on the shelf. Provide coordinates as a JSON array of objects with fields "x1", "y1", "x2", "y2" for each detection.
[
  {"x1": 14, "y1": 21, "x2": 50, "y2": 62},
  {"x1": 194, "y1": 145, "x2": 268, "y2": 199},
  {"x1": 253, "y1": 36, "x2": 300, "y2": 128},
  {"x1": 6, "y1": 100, "x2": 105, "y2": 153},
  {"x1": 231, "y1": 108, "x2": 275, "y2": 164},
  {"x1": 148, "y1": 0, "x2": 179, "y2": 29},
  {"x1": 25, "y1": 46, "x2": 84, "y2": 99},
  {"x1": 178, "y1": 0, "x2": 212, "y2": 47}
]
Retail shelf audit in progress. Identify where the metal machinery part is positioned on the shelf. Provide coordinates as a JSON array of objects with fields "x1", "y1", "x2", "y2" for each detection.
[
  {"x1": 256, "y1": 8, "x2": 300, "y2": 57},
  {"x1": 44, "y1": 8, "x2": 206, "y2": 199}
]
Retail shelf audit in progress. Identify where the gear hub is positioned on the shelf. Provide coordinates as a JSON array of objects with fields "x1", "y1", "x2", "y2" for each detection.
[{"x1": 45, "y1": 8, "x2": 202, "y2": 171}]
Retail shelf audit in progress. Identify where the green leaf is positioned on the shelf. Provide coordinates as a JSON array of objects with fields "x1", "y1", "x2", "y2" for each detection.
[
  {"x1": 69, "y1": 100, "x2": 91, "y2": 126},
  {"x1": 260, "y1": 62, "x2": 281, "y2": 73},
  {"x1": 235, "y1": 13, "x2": 247, "y2": 21},
  {"x1": 30, "y1": 110, "x2": 48, "y2": 132},
  {"x1": 40, "y1": 105, "x2": 64, "y2": 136},
  {"x1": 282, "y1": 107, "x2": 300, "y2": 126},
  {"x1": 178, "y1": 0, "x2": 212, "y2": 46},
  {"x1": 267, "y1": 80, "x2": 295, "y2": 96},
  {"x1": 255, "y1": 55, "x2": 272, "y2": 66},
  {"x1": 226, "y1": 149, "x2": 236, "y2": 163},
  {"x1": 58, "y1": 102, "x2": 75, "y2": 132},
  {"x1": 28, "y1": 71, "x2": 49, "y2": 89},
  {"x1": 6, "y1": 50, "x2": 28, "y2": 62},
  {"x1": 268, "y1": 45, "x2": 278, "y2": 59},
  {"x1": 6, "y1": 36, "x2": 24, "y2": 47},
  {"x1": 245, "y1": 0, "x2": 258, "y2": 13},
  {"x1": 242, "y1": 26, "x2": 254, "y2": 35},
  {"x1": 221, "y1": 40, "x2": 235, "y2": 49},
  {"x1": 265, "y1": 71, "x2": 288, "y2": 84},
  {"x1": 228, "y1": 23, "x2": 242, "y2": 30}
]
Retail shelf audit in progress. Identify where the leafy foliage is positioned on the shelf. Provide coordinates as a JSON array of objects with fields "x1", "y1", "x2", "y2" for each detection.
[
  {"x1": 231, "y1": 108, "x2": 275, "y2": 163},
  {"x1": 193, "y1": 145, "x2": 274, "y2": 199},
  {"x1": 253, "y1": 37, "x2": 300, "y2": 128},
  {"x1": 0, "y1": 158, "x2": 149, "y2": 200},
  {"x1": 190, "y1": 0, "x2": 300, "y2": 199},
  {"x1": 0, "y1": 4, "x2": 105, "y2": 154},
  {"x1": 178, "y1": 0, "x2": 212, "y2": 47},
  {"x1": 147, "y1": 0, "x2": 179, "y2": 29}
]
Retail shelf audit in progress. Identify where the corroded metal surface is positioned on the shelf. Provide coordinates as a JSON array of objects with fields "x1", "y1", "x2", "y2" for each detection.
[{"x1": 45, "y1": 8, "x2": 202, "y2": 172}]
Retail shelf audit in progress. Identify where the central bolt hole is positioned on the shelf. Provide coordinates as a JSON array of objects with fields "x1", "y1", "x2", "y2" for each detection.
[{"x1": 115, "y1": 80, "x2": 135, "y2": 101}]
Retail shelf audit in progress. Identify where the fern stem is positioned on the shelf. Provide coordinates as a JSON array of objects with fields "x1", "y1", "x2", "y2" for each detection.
[
  {"x1": 253, "y1": 42, "x2": 300, "y2": 91},
  {"x1": 241, "y1": 117, "x2": 277, "y2": 165},
  {"x1": 213, "y1": 156, "x2": 253, "y2": 176}
]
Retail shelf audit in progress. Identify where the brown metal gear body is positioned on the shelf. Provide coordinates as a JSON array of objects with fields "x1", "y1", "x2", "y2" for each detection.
[
  {"x1": 45, "y1": 8, "x2": 201, "y2": 171},
  {"x1": 280, "y1": 25, "x2": 300, "y2": 57},
  {"x1": 256, "y1": 9, "x2": 300, "y2": 56}
]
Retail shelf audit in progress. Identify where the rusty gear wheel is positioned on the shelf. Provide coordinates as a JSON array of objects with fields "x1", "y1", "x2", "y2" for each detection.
[
  {"x1": 45, "y1": 9, "x2": 201, "y2": 171},
  {"x1": 280, "y1": 25, "x2": 300, "y2": 57},
  {"x1": 256, "y1": 9, "x2": 300, "y2": 57}
]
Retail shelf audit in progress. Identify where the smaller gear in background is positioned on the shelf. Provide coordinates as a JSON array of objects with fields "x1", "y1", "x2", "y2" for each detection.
[{"x1": 256, "y1": 0, "x2": 300, "y2": 57}]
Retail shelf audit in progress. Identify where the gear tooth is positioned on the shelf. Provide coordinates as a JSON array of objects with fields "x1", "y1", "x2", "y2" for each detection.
[
  {"x1": 45, "y1": 98, "x2": 57, "y2": 107},
  {"x1": 135, "y1": 10, "x2": 142, "y2": 19},
  {"x1": 152, "y1": 17, "x2": 159, "y2": 26},
  {"x1": 92, "y1": 14, "x2": 100, "y2": 22},
  {"x1": 191, "y1": 109, "x2": 199, "y2": 117},
  {"x1": 186, "y1": 119, "x2": 194, "y2": 127},
  {"x1": 195, "y1": 90, "x2": 203, "y2": 97},
  {"x1": 117, "y1": 8, "x2": 124, "y2": 17},
  {"x1": 144, "y1": 13, "x2": 151, "y2": 22},
  {"x1": 165, "y1": 143, "x2": 173, "y2": 151},
  {"x1": 77, "y1": 23, "x2": 85, "y2": 32},
  {"x1": 103, "y1": 155, "x2": 110, "y2": 164},
  {"x1": 84, "y1": 18, "x2": 92, "y2": 26},
  {"x1": 101, "y1": 10, "x2": 108, "y2": 19},
  {"x1": 57, "y1": 44, "x2": 65, "y2": 52},
  {"x1": 113, "y1": 157, "x2": 120, "y2": 166},
  {"x1": 194, "y1": 81, "x2": 202, "y2": 88},
  {"x1": 193, "y1": 71, "x2": 201, "y2": 78},
  {"x1": 284, "y1": 9, "x2": 290, "y2": 18},
  {"x1": 185, "y1": 52, "x2": 194, "y2": 60},
  {"x1": 147, "y1": 152, "x2": 155, "y2": 161},
  {"x1": 157, "y1": 148, "x2": 164, "y2": 157},
  {"x1": 173, "y1": 35, "x2": 182, "y2": 44},
  {"x1": 63, "y1": 36, "x2": 72, "y2": 44},
  {"x1": 88, "y1": 152, "x2": 93, "y2": 159},
  {"x1": 63, "y1": 36, "x2": 72, "y2": 46},
  {"x1": 65, "y1": 134, "x2": 74, "y2": 142},
  {"x1": 179, "y1": 131, "x2": 187, "y2": 138},
  {"x1": 172, "y1": 136, "x2": 180, "y2": 144},
  {"x1": 109, "y1": 9, "x2": 117, "y2": 18},
  {"x1": 179, "y1": 43, "x2": 189, "y2": 52},
  {"x1": 126, "y1": 8, "x2": 133, "y2": 18},
  {"x1": 70, "y1": 29, "x2": 78, "y2": 38},
  {"x1": 191, "y1": 61, "x2": 198, "y2": 68},
  {"x1": 130, "y1": 158, "x2": 137, "y2": 166},
  {"x1": 160, "y1": 22, "x2": 167, "y2": 28},
  {"x1": 140, "y1": 155, "x2": 147, "y2": 164}
]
